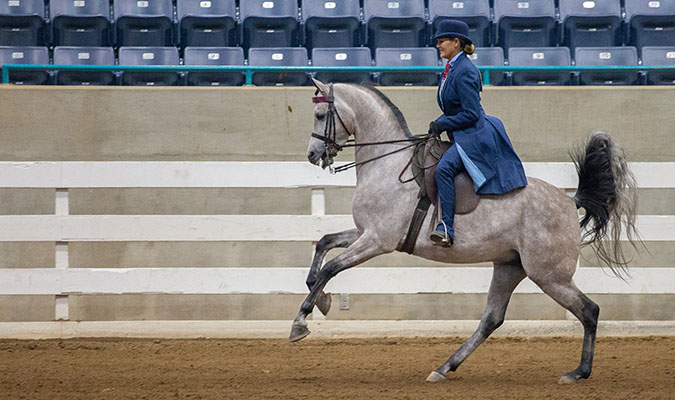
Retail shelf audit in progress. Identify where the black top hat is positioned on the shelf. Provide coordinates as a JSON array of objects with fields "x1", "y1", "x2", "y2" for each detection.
[{"x1": 433, "y1": 19, "x2": 472, "y2": 44}]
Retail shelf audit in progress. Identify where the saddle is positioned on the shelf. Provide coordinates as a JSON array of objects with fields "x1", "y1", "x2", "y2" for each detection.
[
  {"x1": 398, "y1": 137, "x2": 480, "y2": 254},
  {"x1": 411, "y1": 137, "x2": 480, "y2": 214}
]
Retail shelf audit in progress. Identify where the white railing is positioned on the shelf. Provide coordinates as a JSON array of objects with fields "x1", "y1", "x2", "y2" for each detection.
[{"x1": 1, "y1": 161, "x2": 674, "y2": 320}]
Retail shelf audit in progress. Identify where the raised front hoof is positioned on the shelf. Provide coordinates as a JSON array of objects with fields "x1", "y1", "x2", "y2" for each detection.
[
  {"x1": 316, "y1": 292, "x2": 332, "y2": 316},
  {"x1": 425, "y1": 371, "x2": 447, "y2": 383},
  {"x1": 558, "y1": 370, "x2": 589, "y2": 385},
  {"x1": 289, "y1": 324, "x2": 310, "y2": 342}
]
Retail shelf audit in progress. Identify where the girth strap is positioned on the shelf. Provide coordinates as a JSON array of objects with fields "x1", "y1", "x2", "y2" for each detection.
[{"x1": 398, "y1": 194, "x2": 432, "y2": 254}]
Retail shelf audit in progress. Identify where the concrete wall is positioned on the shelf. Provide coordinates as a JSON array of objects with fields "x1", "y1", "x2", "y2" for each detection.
[
  {"x1": 0, "y1": 86, "x2": 673, "y2": 162},
  {"x1": 0, "y1": 86, "x2": 673, "y2": 322}
]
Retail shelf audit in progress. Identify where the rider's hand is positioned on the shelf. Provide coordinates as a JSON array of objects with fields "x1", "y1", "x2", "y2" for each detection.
[{"x1": 428, "y1": 121, "x2": 442, "y2": 137}]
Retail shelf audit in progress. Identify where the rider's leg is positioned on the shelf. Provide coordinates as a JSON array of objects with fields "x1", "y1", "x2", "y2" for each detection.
[{"x1": 433, "y1": 144, "x2": 464, "y2": 242}]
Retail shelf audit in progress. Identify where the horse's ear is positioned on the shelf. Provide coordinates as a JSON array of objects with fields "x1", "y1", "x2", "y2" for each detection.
[{"x1": 311, "y1": 78, "x2": 329, "y2": 95}]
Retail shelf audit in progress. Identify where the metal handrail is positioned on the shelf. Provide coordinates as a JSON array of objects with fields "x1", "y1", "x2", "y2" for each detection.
[{"x1": 2, "y1": 64, "x2": 674, "y2": 86}]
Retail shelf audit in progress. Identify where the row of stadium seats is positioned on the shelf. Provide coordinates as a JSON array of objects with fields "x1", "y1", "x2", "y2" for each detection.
[
  {"x1": 2, "y1": 45, "x2": 674, "y2": 86},
  {"x1": 0, "y1": 0, "x2": 673, "y2": 54}
]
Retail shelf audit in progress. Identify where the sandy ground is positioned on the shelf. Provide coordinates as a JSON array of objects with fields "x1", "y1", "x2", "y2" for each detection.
[{"x1": 0, "y1": 336, "x2": 673, "y2": 399}]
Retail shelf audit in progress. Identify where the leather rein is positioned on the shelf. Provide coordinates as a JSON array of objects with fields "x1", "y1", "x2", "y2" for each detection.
[{"x1": 311, "y1": 83, "x2": 434, "y2": 174}]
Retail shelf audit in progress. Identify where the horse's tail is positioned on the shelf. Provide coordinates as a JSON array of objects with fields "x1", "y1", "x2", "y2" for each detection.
[{"x1": 570, "y1": 131, "x2": 641, "y2": 278}]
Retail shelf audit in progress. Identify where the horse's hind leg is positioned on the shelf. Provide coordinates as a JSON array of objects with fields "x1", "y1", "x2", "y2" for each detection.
[
  {"x1": 307, "y1": 229, "x2": 360, "y2": 315},
  {"x1": 290, "y1": 233, "x2": 383, "y2": 342},
  {"x1": 427, "y1": 260, "x2": 526, "y2": 382},
  {"x1": 533, "y1": 276, "x2": 599, "y2": 384}
]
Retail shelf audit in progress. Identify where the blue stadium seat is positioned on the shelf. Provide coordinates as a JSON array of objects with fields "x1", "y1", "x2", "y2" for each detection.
[
  {"x1": 114, "y1": 0, "x2": 174, "y2": 46},
  {"x1": 0, "y1": 0, "x2": 44, "y2": 46},
  {"x1": 312, "y1": 47, "x2": 372, "y2": 84},
  {"x1": 575, "y1": 46, "x2": 639, "y2": 85},
  {"x1": 625, "y1": 0, "x2": 675, "y2": 55},
  {"x1": 559, "y1": 0, "x2": 622, "y2": 52},
  {"x1": 428, "y1": 0, "x2": 491, "y2": 47},
  {"x1": 302, "y1": 0, "x2": 360, "y2": 51},
  {"x1": 508, "y1": 47, "x2": 572, "y2": 86},
  {"x1": 51, "y1": 0, "x2": 111, "y2": 46},
  {"x1": 364, "y1": 0, "x2": 426, "y2": 55},
  {"x1": 467, "y1": 47, "x2": 505, "y2": 85},
  {"x1": 641, "y1": 46, "x2": 675, "y2": 85},
  {"x1": 0, "y1": 46, "x2": 48, "y2": 84},
  {"x1": 118, "y1": 46, "x2": 180, "y2": 86},
  {"x1": 248, "y1": 47, "x2": 308, "y2": 86},
  {"x1": 375, "y1": 47, "x2": 438, "y2": 86},
  {"x1": 240, "y1": 0, "x2": 299, "y2": 51},
  {"x1": 177, "y1": 0, "x2": 237, "y2": 48},
  {"x1": 53, "y1": 46, "x2": 115, "y2": 86},
  {"x1": 184, "y1": 46, "x2": 244, "y2": 86},
  {"x1": 494, "y1": 0, "x2": 556, "y2": 52}
]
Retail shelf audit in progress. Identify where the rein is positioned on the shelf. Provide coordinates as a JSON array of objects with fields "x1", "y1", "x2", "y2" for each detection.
[{"x1": 312, "y1": 83, "x2": 434, "y2": 174}]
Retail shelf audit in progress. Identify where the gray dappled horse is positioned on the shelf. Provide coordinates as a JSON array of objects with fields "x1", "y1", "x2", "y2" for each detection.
[{"x1": 291, "y1": 79, "x2": 640, "y2": 384}]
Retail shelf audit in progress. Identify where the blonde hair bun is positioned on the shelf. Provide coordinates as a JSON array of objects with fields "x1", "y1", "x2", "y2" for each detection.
[{"x1": 463, "y1": 43, "x2": 475, "y2": 55}]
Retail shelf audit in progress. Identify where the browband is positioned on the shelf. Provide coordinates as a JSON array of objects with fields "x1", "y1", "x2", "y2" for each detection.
[{"x1": 312, "y1": 96, "x2": 331, "y2": 103}]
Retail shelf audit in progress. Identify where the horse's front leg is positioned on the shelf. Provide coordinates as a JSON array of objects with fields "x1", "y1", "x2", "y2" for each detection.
[
  {"x1": 307, "y1": 229, "x2": 361, "y2": 315},
  {"x1": 290, "y1": 233, "x2": 384, "y2": 342}
]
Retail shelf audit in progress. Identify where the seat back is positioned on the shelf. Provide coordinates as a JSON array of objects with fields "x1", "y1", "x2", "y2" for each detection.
[
  {"x1": 118, "y1": 46, "x2": 181, "y2": 85},
  {"x1": 625, "y1": 0, "x2": 675, "y2": 55},
  {"x1": 575, "y1": 46, "x2": 639, "y2": 85},
  {"x1": 240, "y1": 0, "x2": 299, "y2": 51},
  {"x1": 641, "y1": 46, "x2": 675, "y2": 85},
  {"x1": 53, "y1": 46, "x2": 115, "y2": 85},
  {"x1": 559, "y1": 0, "x2": 622, "y2": 52},
  {"x1": 428, "y1": 0, "x2": 491, "y2": 47},
  {"x1": 184, "y1": 46, "x2": 244, "y2": 86},
  {"x1": 509, "y1": 47, "x2": 572, "y2": 85},
  {"x1": 494, "y1": 0, "x2": 556, "y2": 52},
  {"x1": 364, "y1": 0, "x2": 426, "y2": 54},
  {"x1": 114, "y1": 0, "x2": 174, "y2": 46},
  {"x1": 51, "y1": 0, "x2": 111, "y2": 46},
  {"x1": 376, "y1": 47, "x2": 438, "y2": 86},
  {"x1": 0, "y1": 45, "x2": 48, "y2": 84},
  {"x1": 312, "y1": 47, "x2": 372, "y2": 84},
  {"x1": 301, "y1": 0, "x2": 360, "y2": 50},
  {"x1": 0, "y1": 0, "x2": 45, "y2": 45},
  {"x1": 248, "y1": 47, "x2": 308, "y2": 86},
  {"x1": 177, "y1": 0, "x2": 237, "y2": 48},
  {"x1": 467, "y1": 47, "x2": 505, "y2": 85}
]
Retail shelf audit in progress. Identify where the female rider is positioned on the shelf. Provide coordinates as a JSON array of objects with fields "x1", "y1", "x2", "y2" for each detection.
[{"x1": 429, "y1": 19, "x2": 528, "y2": 246}]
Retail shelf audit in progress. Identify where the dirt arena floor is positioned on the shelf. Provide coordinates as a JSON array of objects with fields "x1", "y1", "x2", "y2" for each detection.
[{"x1": 0, "y1": 336, "x2": 673, "y2": 399}]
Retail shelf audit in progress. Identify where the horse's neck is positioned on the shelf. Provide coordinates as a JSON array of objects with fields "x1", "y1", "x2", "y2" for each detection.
[{"x1": 348, "y1": 90, "x2": 413, "y2": 184}]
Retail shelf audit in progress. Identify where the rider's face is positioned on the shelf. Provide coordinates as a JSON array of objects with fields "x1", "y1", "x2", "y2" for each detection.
[{"x1": 437, "y1": 38, "x2": 460, "y2": 60}]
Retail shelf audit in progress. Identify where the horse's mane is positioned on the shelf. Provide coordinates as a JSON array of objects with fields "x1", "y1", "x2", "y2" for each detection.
[{"x1": 357, "y1": 83, "x2": 414, "y2": 139}]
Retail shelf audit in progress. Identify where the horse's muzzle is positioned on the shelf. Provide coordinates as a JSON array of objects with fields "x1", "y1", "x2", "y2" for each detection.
[{"x1": 307, "y1": 149, "x2": 323, "y2": 165}]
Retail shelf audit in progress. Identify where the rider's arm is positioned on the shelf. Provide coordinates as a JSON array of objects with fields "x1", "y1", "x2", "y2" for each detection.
[{"x1": 434, "y1": 69, "x2": 482, "y2": 132}]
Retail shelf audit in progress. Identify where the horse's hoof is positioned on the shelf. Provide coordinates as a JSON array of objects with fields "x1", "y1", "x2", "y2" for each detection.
[
  {"x1": 558, "y1": 373, "x2": 580, "y2": 385},
  {"x1": 316, "y1": 292, "x2": 332, "y2": 316},
  {"x1": 289, "y1": 324, "x2": 310, "y2": 342},
  {"x1": 425, "y1": 371, "x2": 447, "y2": 383}
]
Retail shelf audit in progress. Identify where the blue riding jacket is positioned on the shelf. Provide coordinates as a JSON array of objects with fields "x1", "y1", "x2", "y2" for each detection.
[{"x1": 436, "y1": 52, "x2": 528, "y2": 195}]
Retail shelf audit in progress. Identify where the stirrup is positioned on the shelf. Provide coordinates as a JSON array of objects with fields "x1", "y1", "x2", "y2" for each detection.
[{"x1": 430, "y1": 221, "x2": 452, "y2": 246}]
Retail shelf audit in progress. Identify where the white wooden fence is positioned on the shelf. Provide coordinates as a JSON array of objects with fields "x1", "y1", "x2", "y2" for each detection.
[{"x1": 1, "y1": 161, "x2": 674, "y2": 320}]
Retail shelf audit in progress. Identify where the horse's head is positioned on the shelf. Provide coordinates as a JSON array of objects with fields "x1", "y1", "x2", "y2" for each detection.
[{"x1": 307, "y1": 78, "x2": 354, "y2": 170}]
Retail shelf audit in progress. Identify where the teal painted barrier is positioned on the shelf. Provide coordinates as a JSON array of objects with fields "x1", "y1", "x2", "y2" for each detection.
[{"x1": 2, "y1": 64, "x2": 674, "y2": 86}]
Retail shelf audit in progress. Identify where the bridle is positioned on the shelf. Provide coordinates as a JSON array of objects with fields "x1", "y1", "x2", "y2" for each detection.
[{"x1": 311, "y1": 83, "x2": 434, "y2": 174}]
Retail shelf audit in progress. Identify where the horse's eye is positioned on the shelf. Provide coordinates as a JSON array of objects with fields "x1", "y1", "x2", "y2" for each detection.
[{"x1": 316, "y1": 113, "x2": 326, "y2": 121}]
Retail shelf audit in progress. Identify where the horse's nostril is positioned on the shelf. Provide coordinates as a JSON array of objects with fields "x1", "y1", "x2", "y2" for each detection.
[{"x1": 308, "y1": 151, "x2": 316, "y2": 161}]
